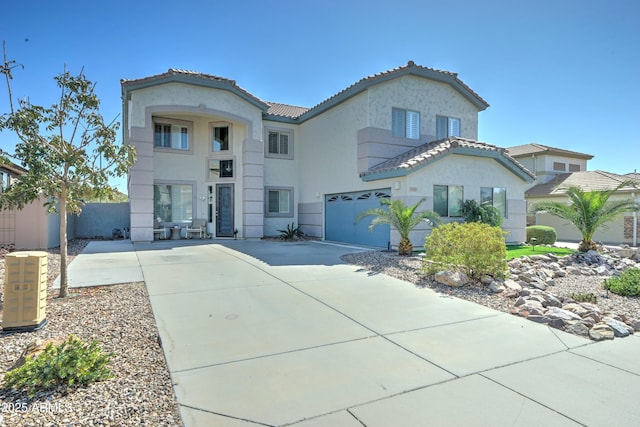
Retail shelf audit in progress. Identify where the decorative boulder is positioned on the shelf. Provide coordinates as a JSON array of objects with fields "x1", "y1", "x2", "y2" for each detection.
[{"x1": 434, "y1": 270, "x2": 470, "y2": 287}]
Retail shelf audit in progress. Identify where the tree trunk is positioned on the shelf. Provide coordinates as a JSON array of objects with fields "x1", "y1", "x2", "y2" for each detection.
[
  {"x1": 59, "y1": 189, "x2": 68, "y2": 298},
  {"x1": 398, "y1": 237, "x2": 413, "y2": 256}
]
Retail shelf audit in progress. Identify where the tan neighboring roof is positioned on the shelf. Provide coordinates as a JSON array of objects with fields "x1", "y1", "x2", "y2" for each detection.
[
  {"x1": 526, "y1": 170, "x2": 640, "y2": 197},
  {"x1": 361, "y1": 136, "x2": 535, "y2": 182},
  {"x1": 265, "y1": 102, "x2": 309, "y2": 118},
  {"x1": 506, "y1": 143, "x2": 593, "y2": 160}
]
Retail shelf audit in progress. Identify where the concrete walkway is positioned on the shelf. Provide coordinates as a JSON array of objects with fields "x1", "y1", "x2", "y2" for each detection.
[{"x1": 63, "y1": 240, "x2": 640, "y2": 426}]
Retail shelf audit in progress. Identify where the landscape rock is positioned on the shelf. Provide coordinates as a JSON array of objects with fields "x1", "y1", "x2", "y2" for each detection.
[
  {"x1": 434, "y1": 270, "x2": 469, "y2": 287},
  {"x1": 546, "y1": 307, "x2": 582, "y2": 321},
  {"x1": 503, "y1": 279, "x2": 522, "y2": 293},
  {"x1": 603, "y1": 317, "x2": 633, "y2": 337},
  {"x1": 566, "y1": 321, "x2": 590, "y2": 337},
  {"x1": 489, "y1": 281, "x2": 505, "y2": 293},
  {"x1": 589, "y1": 323, "x2": 615, "y2": 341}
]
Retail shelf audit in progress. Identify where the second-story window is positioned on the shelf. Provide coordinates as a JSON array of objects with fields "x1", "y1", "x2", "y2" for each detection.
[
  {"x1": 153, "y1": 118, "x2": 191, "y2": 150},
  {"x1": 392, "y1": 108, "x2": 420, "y2": 139},
  {"x1": 212, "y1": 126, "x2": 229, "y2": 152},
  {"x1": 436, "y1": 116, "x2": 461, "y2": 139}
]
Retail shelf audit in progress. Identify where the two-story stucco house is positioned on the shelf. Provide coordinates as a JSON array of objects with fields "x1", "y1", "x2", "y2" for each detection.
[
  {"x1": 122, "y1": 61, "x2": 534, "y2": 247},
  {"x1": 507, "y1": 143, "x2": 640, "y2": 245}
]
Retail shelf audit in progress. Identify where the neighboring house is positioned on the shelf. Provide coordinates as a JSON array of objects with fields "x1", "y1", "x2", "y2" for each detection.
[
  {"x1": 507, "y1": 144, "x2": 640, "y2": 246},
  {"x1": 0, "y1": 162, "x2": 63, "y2": 250},
  {"x1": 121, "y1": 61, "x2": 535, "y2": 247}
]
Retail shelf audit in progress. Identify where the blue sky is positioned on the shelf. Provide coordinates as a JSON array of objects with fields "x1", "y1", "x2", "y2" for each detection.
[{"x1": 1, "y1": 0, "x2": 638, "y2": 192}]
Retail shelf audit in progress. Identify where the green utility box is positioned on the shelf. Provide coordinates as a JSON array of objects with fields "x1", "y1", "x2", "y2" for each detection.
[{"x1": 2, "y1": 251, "x2": 48, "y2": 331}]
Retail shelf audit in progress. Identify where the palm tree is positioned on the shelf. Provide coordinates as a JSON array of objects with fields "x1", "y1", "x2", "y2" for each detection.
[
  {"x1": 534, "y1": 182, "x2": 639, "y2": 252},
  {"x1": 356, "y1": 198, "x2": 441, "y2": 255}
]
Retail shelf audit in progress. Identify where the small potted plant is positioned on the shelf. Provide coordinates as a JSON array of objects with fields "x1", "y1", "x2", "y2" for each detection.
[{"x1": 233, "y1": 228, "x2": 238, "y2": 240}]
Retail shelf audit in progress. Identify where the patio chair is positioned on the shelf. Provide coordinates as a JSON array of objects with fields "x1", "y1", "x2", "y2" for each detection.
[
  {"x1": 185, "y1": 219, "x2": 207, "y2": 239},
  {"x1": 153, "y1": 228, "x2": 167, "y2": 240}
]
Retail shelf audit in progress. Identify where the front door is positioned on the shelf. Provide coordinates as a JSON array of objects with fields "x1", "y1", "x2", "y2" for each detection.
[{"x1": 216, "y1": 184, "x2": 234, "y2": 237}]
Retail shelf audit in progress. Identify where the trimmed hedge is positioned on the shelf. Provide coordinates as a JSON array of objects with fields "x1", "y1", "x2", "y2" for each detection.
[{"x1": 526, "y1": 225, "x2": 557, "y2": 245}]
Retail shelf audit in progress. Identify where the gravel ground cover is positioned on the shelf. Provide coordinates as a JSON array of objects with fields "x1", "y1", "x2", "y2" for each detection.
[
  {"x1": 342, "y1": 250, "x2": 640, "y2": 323},
  {"x1": 0, "y1": 239, "x2": 182, "y2": 426}
]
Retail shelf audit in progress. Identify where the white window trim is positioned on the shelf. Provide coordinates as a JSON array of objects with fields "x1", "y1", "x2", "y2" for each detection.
[
  {"x1": 206, "y1": 156, "x2": 236, "y2": 181},
  {"x1": 210, "y1": 121, "x2": 233, "y2": 154},
  {"x1": 265, "y1": 127, "x2": 294, "y2": 159},
  {"x1": 265, "y1": 186, "x2": 294, "y2": 218},
  {"x1": 152, "y1": 116, "x2": 194, "y2": 154}
]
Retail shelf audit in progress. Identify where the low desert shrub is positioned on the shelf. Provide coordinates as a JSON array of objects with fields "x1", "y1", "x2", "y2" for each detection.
[
  {"x1": 526, "y1": 225, "x2": 557, "y2": 245},
  {"x1": 424, "y1": 222, "x2": 508, "y2": 279},
  {"x1": 603, "y1": 268, "x2": 640, "y2": 297},
  {"x1": 278, "y1": 223, "x2": 304, "y2": 240},
  {"x1": 569, "y1": 292, "x2": 598, "y2": 303},
  {"x1": 2, "y1": 335, "x2": 113, "y2": 397}
]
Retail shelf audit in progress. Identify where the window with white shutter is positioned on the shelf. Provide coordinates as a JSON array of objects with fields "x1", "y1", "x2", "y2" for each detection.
[{"x1": 392, "y1": 108, "x2": 420, "y2": 139}]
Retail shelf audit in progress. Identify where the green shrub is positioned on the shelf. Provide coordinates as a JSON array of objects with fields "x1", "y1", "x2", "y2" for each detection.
[
  {"x1": 278, "y1": 222, "x2": 304, "y2": 240},
  {"x1": 570, "y1": 292, "x2": 598, "y2": 303},
  {"x1": 526, "y1": 225, "x2": 557, "y2": 245},
  {"x1": 461, "y1": 200, "x2": 503, "y2": 227},
  {"x1": 424, "y1": 222, "x2": 508, "y2": 279},
  {"x1": 603, "y1": 268, "x2": 640, "y2": 297},
  {"x1": 2, "y1": 335, "x2": 113, "y2": 397}
]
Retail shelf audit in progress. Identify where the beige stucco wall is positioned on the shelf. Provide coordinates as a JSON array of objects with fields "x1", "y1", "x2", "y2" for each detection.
[
  {"x1": 126, "y1": 83, "x2": 264, "y2": 241},
  {"x1": 400, "y1": 154, "x2": 529, "y2": 245},
  {"x1": 262, "y1": 121, "x2": 299, "y2": 236},
  {"x1": 518, "y1": 154, "x2": 589, "y2": 187},
  {"x1": 367, "y1": 76, "x2": 479, "y2": 140},
  {"x1": 531, "y1": 193, "x2": 638, "y2": 245}
]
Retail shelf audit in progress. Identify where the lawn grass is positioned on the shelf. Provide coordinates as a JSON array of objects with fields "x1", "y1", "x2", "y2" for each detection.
[{"x1": 506, "y1": 245, "x2": 576, "y2": 260}]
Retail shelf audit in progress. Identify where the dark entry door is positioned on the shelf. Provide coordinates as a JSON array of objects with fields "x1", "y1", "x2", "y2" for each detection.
[{"x1": 216, "y1": 184, "x2": 234, "y2": 237}]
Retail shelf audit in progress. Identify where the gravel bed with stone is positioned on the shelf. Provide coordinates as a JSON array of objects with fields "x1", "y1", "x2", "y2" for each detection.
[
  {"x1": 0, "y1": 239, "x2": 182, "y2": 426},
  {"x1": 342, "y1": 246, "x2": 640, "y2": 341}
]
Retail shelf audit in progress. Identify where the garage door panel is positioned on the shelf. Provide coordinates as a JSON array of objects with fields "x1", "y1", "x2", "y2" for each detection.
[{"x1": 325, "y1": 190, "x2": 390, "y2": 247}]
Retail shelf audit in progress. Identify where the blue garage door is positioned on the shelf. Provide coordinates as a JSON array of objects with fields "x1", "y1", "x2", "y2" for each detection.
[{"x1": 325, "y1": 189, "x2": 391, "y2": 247}]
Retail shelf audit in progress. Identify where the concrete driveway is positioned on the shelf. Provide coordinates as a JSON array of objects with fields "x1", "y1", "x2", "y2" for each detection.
[{"x1": 67, "y1": 239, "x2": 640, "y2": 426}]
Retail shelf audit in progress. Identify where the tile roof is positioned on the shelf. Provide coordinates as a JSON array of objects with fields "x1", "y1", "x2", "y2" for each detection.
[
  {"x1": 361, "y1": 136, "x2": 535, "y2": 180},
  {"x1": 265, "y1": 102, "x2": 309, "y2": 118},
  {"x1": 526, "y1": 170, "x2": 640, "y2": 197},
  {"x1": 121, "y1": 68, "x2": 267, "y2": 109},
  {"x1": 299, "y1": 61, "x2": 489, "y2": 119},
  {"x1": 122, "y1": 61, "x2": 488, "y2": 121},
  {"x1": 506, "y1": 143, "x2": 593, "y2": 159}
]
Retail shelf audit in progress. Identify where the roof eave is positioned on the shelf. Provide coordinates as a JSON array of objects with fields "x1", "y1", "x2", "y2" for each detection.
[
  {"x1": 121, "y1": 73, "x2": 269, "y2": 112},
  {"x1": 298, "y1": 66, "x2": 489, "y2": 123},
  {"x1": 362, "y1": 146, "x2": 535, "y2": 183}
]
